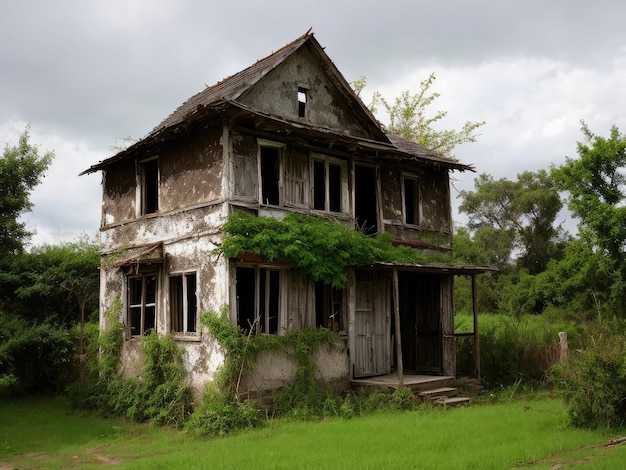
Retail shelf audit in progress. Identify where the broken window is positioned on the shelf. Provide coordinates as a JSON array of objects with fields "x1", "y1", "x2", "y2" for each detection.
[
  {"x1": 315, "y1": 282, "x2": 344, "y2": 332},
  {"x1": 312, "y1": 155, "x2": 347, "y2": 213},
  {"x1": 259, "y1": 143, "x2": 281, "y2": 206},
  {"x1": 297, "y1": 87, "x2": 307, "y2": 118},
  {"x1": 169, "y1": 272, "x2": 197, "y2": 334},
  {"x1": 403, "y1": 174, "x2": 420, "y2": 225},
  {"x1": 128, "y1": 272, "x2": 157, "y2": 336},
  {"x1": 139, "y1": 158, "x2": 159, "y2": 215},
  {"x1": 236, "y1": 266, "x2": 280, "y2": 335}
]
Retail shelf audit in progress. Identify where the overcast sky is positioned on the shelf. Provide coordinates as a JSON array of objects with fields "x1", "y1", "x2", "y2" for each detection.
[{"x1": 2, "y1": 0, "x2": 625, "y2": 246}]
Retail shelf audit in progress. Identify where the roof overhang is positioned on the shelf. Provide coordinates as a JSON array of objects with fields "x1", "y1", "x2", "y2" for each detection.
[
  {"x1": 358, "y1": 261, "x2": 497, "y2": 276},
  {"x1": 81, "y1": 99, "x2": 475, "y2": 176},
  {"x1": 104, "y1": 242, "x2": 164, "y2": 269}
]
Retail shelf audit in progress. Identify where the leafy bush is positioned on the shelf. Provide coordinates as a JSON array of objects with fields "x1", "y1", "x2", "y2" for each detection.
[
  {"x1": 552, "y1": 326, "x2": 626, "y2": 429},
  {"x1": 0, "y1": 314, "x2": 76, "y2": 396},
  {"x1": 185, "y1": 385, "x2": 265, "y2": 437},
  {"x1": 70, "y1": 329, "x2": 193, "y2": 428}
]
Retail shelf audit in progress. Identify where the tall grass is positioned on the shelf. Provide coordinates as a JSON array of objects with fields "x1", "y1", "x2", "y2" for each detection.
[
  {"x1": 2, "y1": 395, "x2": 622, "y2": 469},
  {"x1": 456, "y1": 313, "x2": 584, "y2": 388}
]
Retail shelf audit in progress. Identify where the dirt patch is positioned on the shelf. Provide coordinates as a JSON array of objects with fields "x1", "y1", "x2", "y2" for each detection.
[{"x1": 515, "y1": 435, "x2": 626, "y2": 468}]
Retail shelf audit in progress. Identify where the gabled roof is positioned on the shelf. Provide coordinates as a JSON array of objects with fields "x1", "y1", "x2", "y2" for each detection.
[
  {"x1": 81, "y1": 31, "x2": 474, "y2": 175},
  {"x1": 155, "y1": 31, "x2": 315, "y2": 133},
  {"x1": 151, "y1": 29, "x2": 387, "y2": 142}
]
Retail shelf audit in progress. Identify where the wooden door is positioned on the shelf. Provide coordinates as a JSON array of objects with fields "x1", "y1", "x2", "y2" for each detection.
[{"x1": 354, "y1": 280, "x2": 390, "y2": 377}]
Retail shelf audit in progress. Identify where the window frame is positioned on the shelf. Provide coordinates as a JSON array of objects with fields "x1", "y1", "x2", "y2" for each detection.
[
  {"x1": 297, "y1": 86, "x2": 308, "y2": 118},
  {"x1": 138, "y1": 156, "x2": 159, "y2": 216},
  {"x1": 310, "y1": 153, "x2": 348, "y2": 214},
  {"x1": 257, "y1": 139, "x2": 285, "y2": 207},
  {"x1": 236, "y1": 265, "x2": 282, "y2": 335},
  {"x1": 128, "y1": 271, "x2": 158, "y2": 337},
  {"x1": 402, "y1": 173, "x2": 421, "y2": 226},
  {"x1": 169, "y1": 271, "x2": 198, "y2": 335},
  {"x1": 315, "y1": 281, "x2": 345, "y2": 333}
]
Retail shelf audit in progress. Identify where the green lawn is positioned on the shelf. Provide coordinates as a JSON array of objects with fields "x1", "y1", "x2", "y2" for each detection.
[{"x1": 1, "y1": 395, "x2": 624, "y2": 469}]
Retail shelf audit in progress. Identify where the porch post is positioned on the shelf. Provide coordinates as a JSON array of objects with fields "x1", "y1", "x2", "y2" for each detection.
[
  {"x1": 393, "y1": 268, "x2": 404, "y2": 387},
  {"x1": 472, "y1": 274, "x2": 481, "y2": 380}
]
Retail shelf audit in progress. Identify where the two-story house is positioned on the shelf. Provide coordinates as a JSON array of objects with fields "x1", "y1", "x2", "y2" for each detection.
[{"x1": 82, "y1": 31, "x2": 488, "y2": 397}]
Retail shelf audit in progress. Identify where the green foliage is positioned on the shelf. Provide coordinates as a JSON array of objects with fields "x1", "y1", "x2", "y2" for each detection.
[
  {"x1": 553, "y1": 121, "x2": 626, "y2": 259},
  {"x1": 552, "y1": 324, "x2": 626, "y2": 429},
  {"x1": 185, "y1": 387, "x2": 265, "y2": 438},
  {"x1": 355, "y1": 74, "x2": 485, "y2": 159},
  {"x1": 455, "y1": 313, "x2": 583, "y2": 389},
  {"x1": 0, "y1": 239, "x2": 100, "y2": 326},
  {"x1": 71, "y1": 322, "x2": 192, "y2": 428},
  {"x1": 0, "y1": 314, "x2": 76, "y2": 396},
  {"x1": 200, "y1": 308, "x2": 338, "y2": 412},
  {"x1": 219, "y1": 211, "x2": 438, "y2": 288},
  {"x1": 0, "y1": 126, "x2": 53, "y2": 261},
  {"x1": 198, "y1": 308, "x2": 421, "y2": 425},
  {"x1": 458, "y1": 170, "x2": 566, "y2": 274}
]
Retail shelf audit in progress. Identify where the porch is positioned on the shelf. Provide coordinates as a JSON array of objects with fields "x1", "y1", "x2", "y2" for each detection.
[{"x1": 351, "y1": 373, "x2": 455, "y2": 392}]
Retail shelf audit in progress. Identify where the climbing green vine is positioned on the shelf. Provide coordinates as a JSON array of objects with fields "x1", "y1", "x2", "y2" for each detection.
[
  {"x1": 200, "y1": 307, "x2": 338, "y2": 401},
  {"x1": 218, "y1": 211, "x2": 448, "y2": 288}
]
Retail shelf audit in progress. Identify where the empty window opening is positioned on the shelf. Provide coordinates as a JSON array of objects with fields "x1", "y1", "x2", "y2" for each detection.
[
  {"x1": 355, "y1": 165, "x2": 378, "y2": 235},
  {"x1": 260, "y1": 146, "x2": 280, "y2": 205},
  {"x1": 260, "y1": 269, "x2": 280, "y2": 334},
  {"x1": 236, "y1": 266, "x2": 280, "y2": 335},
  {"x1": 315, "y1": 282, "x2": 344, "y2": 332},
  {"x1": 129, "y1": 273, "x2": 157, "y2": 336},
  {"x1": 328, "y1": 163, "x2": 342, "y2": 212},
  {"x1": 403, "y1": 176, "x2": 420, "y2": 225},
  {"x1": 170, "y1": 273, "x2": 197, "y2": 334},
  {"x1": 141, "y1": 158, "x2": 159, "y2": 215},
  {"x1": 236, "y1": 267, "x2": 256, "y2": 333},
  {"x1": 297, "y1": 87, "x2": 307, "y2": 118},
  {"x1": 313, "y1": 160, "x2": 325, "y2": 210},
  {"x1": 312, "y1": 156, "x2": 346, "y2": 213}
]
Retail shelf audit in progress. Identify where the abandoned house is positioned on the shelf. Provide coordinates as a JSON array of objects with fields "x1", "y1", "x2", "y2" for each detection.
[{"x1": 82, "y1": 31, "x2": 490, "y2": 397}]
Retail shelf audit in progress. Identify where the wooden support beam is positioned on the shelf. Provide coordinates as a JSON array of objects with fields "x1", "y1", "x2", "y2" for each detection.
[
  {"x1": 393, "y1": 268, "x2": 404, "y2": 387},
  {"x1": 472, "y1": 274, "x2": 481, "y2": 380}
]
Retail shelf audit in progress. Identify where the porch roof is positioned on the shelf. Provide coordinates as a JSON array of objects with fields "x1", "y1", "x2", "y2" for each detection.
[{"x1": 358, "y1": 261, "x2": 497, "y2": 275}]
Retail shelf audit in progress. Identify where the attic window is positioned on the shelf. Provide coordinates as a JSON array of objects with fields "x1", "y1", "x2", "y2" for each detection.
[{"x1": 297, "y1": 87, "x2": 307, "y2": 118}]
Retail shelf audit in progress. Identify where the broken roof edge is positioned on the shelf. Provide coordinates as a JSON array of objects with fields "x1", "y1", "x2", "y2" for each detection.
[
  {"x1": 80, "y1": 98, "x2": 475, "y2": 176},
  {"x1": 227, "y1": 102, "x2": 475, "y2": 171},
  {"x1": 359, "y1": 261, "x2": 498, "y2": 275}
]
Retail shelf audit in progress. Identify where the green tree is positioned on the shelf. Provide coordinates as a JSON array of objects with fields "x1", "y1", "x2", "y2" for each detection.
[
  {"x1": 551, "y1": 122, "x2": 626, "y2": 317},
  {"x1": 458, "y1": 170, "x2": 566, "y2": 274},
  {"x1": 0, "y1": 127, "x2": 53, "y2": 260},
  {"x1": 2, "y1": 240, "x2": 100, "y2": 326},
  {"x1": 353, "y1": 73, "x2": 485, "y2": 158},
  {"x1": 552, "y1": 122, "x2": 626, "y2": 260}
]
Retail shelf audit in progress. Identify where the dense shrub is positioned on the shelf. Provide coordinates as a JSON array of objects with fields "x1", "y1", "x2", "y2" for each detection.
[
  {"x1": 552, "y1": 325, "x2": 626, "y2": 429},
  {"x1": 0, "y1": 314, "x2": 76, "y2": 396},
  {"x1": 185, "y1": 385, "x2": 265, "y2": 437},
  {"x1": 70, "y1": 329, "x2": 193, "y2": 428}
]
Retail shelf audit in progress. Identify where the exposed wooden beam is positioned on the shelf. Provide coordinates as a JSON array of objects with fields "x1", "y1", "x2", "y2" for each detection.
[{"x1": 393, "y1": 268, "x2": 404, "y2": 387}]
